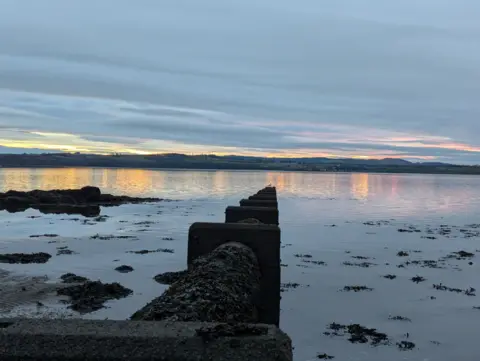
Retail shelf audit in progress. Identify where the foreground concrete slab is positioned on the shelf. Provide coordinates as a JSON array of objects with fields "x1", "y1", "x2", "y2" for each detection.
[
  {"x1": 240, "y1": 199, "x2": 278, "y2": 209},
  {"x1": 188, "y1": 222, "x2": 281, "y2": 325},
  {"x1": 226, "y1": 206, "x2": 279, "y2": 225},
  {"x1": 0, "y1": 319, "x2": 292, "y2": 361}
]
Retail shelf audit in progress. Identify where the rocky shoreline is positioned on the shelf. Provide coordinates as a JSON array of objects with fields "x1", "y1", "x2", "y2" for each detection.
[{"x1": 0, "y1": 186, "x2": 166, "y2": 216}]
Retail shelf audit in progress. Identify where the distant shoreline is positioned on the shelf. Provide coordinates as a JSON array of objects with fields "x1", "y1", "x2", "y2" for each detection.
[
  {"x1": 0, "y1": 165, "x2": 479, "y2": 176},
  {"x1": 0, "y1": 153, "x2": 479, "y2": 175}
]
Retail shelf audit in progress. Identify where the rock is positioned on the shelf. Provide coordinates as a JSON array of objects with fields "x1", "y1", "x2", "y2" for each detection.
[
  {"x1": 383, "y1": 274, "x2": 397, "y2": 280},
  {"x1": 317, "y1": 354, "x2": 335, "y2": 359},
  {"x1": 455, "y1": 250, "x2": 475, "y2": 258},
  {"x1": 30, "y1": 190, "x2": 59, "y2": 204},
  {"x1": 115, "y1": 265, "x2": 134, "y2": 273},
  {"x1": 351, "y1": 255, "x2": 371, "y2": 260},
  {"x1": 343, "y1": 285, "x2": 373, "y2": 292},
  {"x1": 281, "y1": 283, "x2": 305, "y2": 292},
  {"x1": 433, "y1": 283, "x2": 476, "y2": 296},
  {"x1": 153, "y1": 270, "x2": 188, "y2": 284},
  {"x1": 0, "y1": 252, "x2": 52, "y2": 264},
  {"x1": 343, "y1": 261, "x2": 377, "y2": 268},
  {"x1": 57, "y1": 249, "x2": 76, "y2": 256},
  {"x1": 3, "y1": 190, "x2": 28, "y2": 198},
  {"x1": 60, "y1": 273, "x2": 89, "y2": 283},
  {"x1": 411, "y1": 276, "x2": 426, "y2": 283},
  {"x1": 302, "y1": 260, "x2": 326, "y2": 266},
  {"x1": 397, "y1": 341, "x2": 415, "y2": 350},
  {"x1": 0, "y1": 187, "x2": 165, "y2": 216},
  {"x1": 57, "y1": 280, "x2": 133, "y2": 313},
  {"x1": 388, "y1": 315, "x2": 411, "y2": 322},
  {"x1": 81, "y1": 186, "x2": 101, "y2": 201},
  {"x1": 93, "y1": 215, "x2": 109, "y2": 222},
  {"x1": 3, "y1": 196, "x2": 32, "y2": 212},
  {"x1": 128, "y1": 249, "x2": 174, "y2": 255},
  {"x1": 294, "y1": 254, "x2": 313, "y2": 259},
  {"x1": 326, "y1": 323, "x2": 389, "y2": 345}
]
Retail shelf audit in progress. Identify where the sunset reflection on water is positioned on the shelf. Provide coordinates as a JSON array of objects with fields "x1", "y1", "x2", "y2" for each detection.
[{"x1": 0, "y1": 168, "x2": 478, "y2": 220}]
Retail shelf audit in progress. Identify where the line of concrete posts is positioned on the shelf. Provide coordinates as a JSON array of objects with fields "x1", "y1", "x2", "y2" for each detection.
[{"x1": 0, "y1": 186, "x2": 292, "y2": 361}]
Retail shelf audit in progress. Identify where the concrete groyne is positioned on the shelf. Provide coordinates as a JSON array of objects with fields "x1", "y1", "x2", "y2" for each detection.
[{"x1": 0, "y1": 186, "x2": 291, "y2": 361}]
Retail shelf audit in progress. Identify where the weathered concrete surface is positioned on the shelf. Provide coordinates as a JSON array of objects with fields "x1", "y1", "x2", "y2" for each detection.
[
  {"x1": 240, "y1": 199, "x2": 278, "y2": 208},
  {"x1": 226, "y1": 206, "x2": 279, "y2": 225},
  {"x1": 257, "y1": 187, "x2": 276, "y2": 195},
  {"x1": 0, "y1": 319, "x2": 292, "y2": 361},
  {"x1": 188, "y1": 222, "x2": 281, "y2": 326},
  {"x1": 131, "y1": 243, "x2": 261, "y2": 322},
  {"x1": 249, "y1": 194, "x2": 277, "y2": 201}
]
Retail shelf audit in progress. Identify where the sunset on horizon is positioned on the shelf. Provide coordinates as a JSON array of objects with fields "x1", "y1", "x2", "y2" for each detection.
[{"x1": 1, "y1": 0, "x2": 480, "y2": 163}]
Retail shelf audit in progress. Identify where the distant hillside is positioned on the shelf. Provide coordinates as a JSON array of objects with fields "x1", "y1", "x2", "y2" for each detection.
[
  {"x1": 285, "y1": 157, "x2": 416, "y2": 166},
  {"x1": 0, "y1": 152, "x2": 474, "y2": 175}
]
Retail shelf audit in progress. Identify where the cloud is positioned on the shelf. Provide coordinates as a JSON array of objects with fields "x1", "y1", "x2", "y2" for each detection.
[
  {"x1": 0, "y1": 0, "x2": 480, "y2": 163},
  {"x1": 0, "y1": 145, "x2": 54, "y2": 154}
]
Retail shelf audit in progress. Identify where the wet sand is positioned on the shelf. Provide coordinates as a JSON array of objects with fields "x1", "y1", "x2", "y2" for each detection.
[{"x1": 0, "y1": 269, "x2": 60, "y2": 313}]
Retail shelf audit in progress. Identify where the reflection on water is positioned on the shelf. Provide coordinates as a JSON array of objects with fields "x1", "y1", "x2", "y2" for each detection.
[
  {"x1": 0, "y1": 168, "x2": 479, "y2": 221},
  {"x1": 350, "y1": 173, "x2": 369, "y2": 200}
]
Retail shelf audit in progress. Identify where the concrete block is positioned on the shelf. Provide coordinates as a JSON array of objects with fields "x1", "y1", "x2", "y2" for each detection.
[
  {"x1": 258, "y1": 187, "x2": 276, "y2": 194},
  {"x1": 226, "y1": 206, "x2": 279, "y2": 225},
  {"x1": 240, "y1": 199, "x2": 278, "y2": 209},
  {"x1": 249, "y1": 194, "x2": 277, "y2": 201},
  {"x1": 257, "y1": 191, "x2": 276, "y2": 197},
  {"x1": 188, "y1": 222, "x2": 281, "y2": 326},
  {"x1": 0, "y1": 319, "x2": 292, "y2": 361}
]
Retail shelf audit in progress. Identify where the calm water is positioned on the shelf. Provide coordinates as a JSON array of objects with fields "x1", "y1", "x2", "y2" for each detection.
[
  {"x1": 1, "y1": 168, "x2": 480, "y2": 361},
  {"x1": 1, "y1": 168, "x2": 480, "y2": 222}
]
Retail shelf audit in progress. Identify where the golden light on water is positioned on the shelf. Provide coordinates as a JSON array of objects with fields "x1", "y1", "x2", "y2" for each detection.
[
  {"x1": 266, "y1": 172, "x2": 287, "y2": 192},
  {"x1": 0, "y1": 168, "x2": 476, "y2": 218},
  {"x1": 350, "y1": 173, "x2": 369, "y2": 200}
]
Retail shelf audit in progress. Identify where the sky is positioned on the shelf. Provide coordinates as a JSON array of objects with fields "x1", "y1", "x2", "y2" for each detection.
[{"x1": 1, "y1": 0, "x2": 480, "y2": 163}]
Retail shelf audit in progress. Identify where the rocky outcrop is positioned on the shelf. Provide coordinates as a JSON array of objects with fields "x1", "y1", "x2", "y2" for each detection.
[
  {"x1": 0, "y1": 252, "x2": 52, "y2": 264},
  {"x1": 115, "y1": 265, "x2": 134, "y2": 273},
  {"x1": 57, "y1": 277, "x2": 133, "y2": 313},
  {"x1": 0, "y1": 186, "x2": 165, "y2": 217}
]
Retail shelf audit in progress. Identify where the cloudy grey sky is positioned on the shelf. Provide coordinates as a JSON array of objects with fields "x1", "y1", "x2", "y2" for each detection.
[{"x1": 1, "y1": 0, "x2": 480, "y2": 162}]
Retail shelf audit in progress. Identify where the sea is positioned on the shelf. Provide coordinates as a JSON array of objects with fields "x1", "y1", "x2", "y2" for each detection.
[{"x1": 0, "y1": 168, "x2": 479, "y2": 361}]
